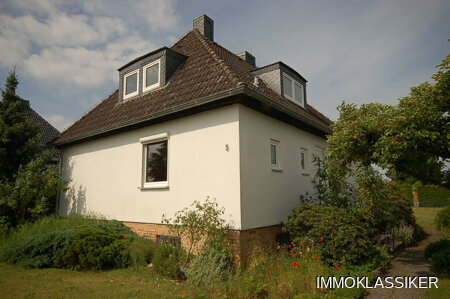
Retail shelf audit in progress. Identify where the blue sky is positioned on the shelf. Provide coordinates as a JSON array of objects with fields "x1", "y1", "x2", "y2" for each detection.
[{"x1": 0, "y1": 0, "x2": 449, "y2": 131}]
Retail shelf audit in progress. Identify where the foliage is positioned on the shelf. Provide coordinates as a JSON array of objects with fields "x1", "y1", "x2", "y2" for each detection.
[
  {"x1": 0, "y1": 70, "x2": 43, "y2": 182},
  {"x1": 0, "y1": 153, "x2": 68, "y2": 227},
  {"x1": 162, "y1": 197, "x2": 228, "y2": 267},
  {"x1": 398, "y1": 183, "x2": 450, "y2": 207},
  {"x1": 152, "y1": 243, "x2": 187, "y2": 280},
  {"x1": 56, "y1": 226, "x2": 130, "y2": 270},
  {"x1": 284, "y1": 204, "x2": 378, "y2": 266},
  {"x1": 244, "y1": 275, "x2": 269, "y2": 298},
  {"x1": 0, "y1": 216, "x2": 153, "y2": 271},
  {"x1": 327, "y1": 53, "x2": 449, "y2": 185},
  {"x1": 425, "y1": 239, "x2": 450, "y2": 274},
  {"x1": 430, "y1": 247, "x2": 450, "y2": 274},
  {"x1": 435, "y1": 206, "x2": 450, "y2": 238},
  {"x1": 424, "y1": 239, "x2": 450, "y2": 259},
  {"x1": 184, "y1": 240, "x2": 235, "y2": 286}
]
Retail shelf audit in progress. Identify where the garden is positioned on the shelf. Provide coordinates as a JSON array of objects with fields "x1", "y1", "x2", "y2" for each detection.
[{"x1": 0, "y1": 46, "x2": 449, "y2": 298}]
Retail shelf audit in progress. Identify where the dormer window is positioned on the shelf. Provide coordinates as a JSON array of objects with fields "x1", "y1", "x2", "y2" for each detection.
[
  {"x1": 123, "y1": 70, "x2": 139, "y2": 100},
  {"x1": 143, "y1": 60, "x2": 160, "y2": 92},
  {"x1": 282, "y1": 73, "x2": 304, "y2": 107}
]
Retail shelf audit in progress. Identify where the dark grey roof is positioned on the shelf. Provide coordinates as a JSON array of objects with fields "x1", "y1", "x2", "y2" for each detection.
[{"x1": 22, "y1": 100, "x2": 60, "y2": 144}]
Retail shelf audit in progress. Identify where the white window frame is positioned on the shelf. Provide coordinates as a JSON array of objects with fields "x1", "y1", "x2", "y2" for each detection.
[
  {"x1": 283, "y1": 73, "x2": 305, "y2": 108},
  {"x1": 300, "y1": 147, "x2": 309, "y2": 175},
  {"x1": 142, "y1": 60, "x2": 161, "y2": 92},
  {"x1": 139, "y1": 132, "x2": 169, "y2": 189},
  {"x1": 270, "y1": 139, "x2": 282, "y2": 171},
  {"x1": 123, "y1": 69, "x2": 139, "y2": 100}
]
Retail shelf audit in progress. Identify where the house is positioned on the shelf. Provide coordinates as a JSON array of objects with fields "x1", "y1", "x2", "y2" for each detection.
[
  {"x1": 22, "y1": 99, "x2": 60, "y2": 145},
  {"x1": 54, "y1": 15, "x2": 332, "y2": 259}
]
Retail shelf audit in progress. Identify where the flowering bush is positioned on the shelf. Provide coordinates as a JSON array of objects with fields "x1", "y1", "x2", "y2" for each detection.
[
  {"x1": 284, "y1": 205, "x2": 378, "y2": 266},
  {"x1": 435, "y1": 206, "x2": 450, "y2": 238},
  {"x1": 152, "y1": 243, "x2": 187, "y2": 280}
]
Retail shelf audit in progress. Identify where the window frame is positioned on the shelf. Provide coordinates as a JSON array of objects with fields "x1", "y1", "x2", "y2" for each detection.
[
  {"x1": 282, "y1": 73, "x2": 305, "y2": 108},
  {"x1": 139, "y1": 132, "x2": 169, "y2": 189},
  {"x1": 123, "y1": 69, "x2": 140, "y2": 100},
  {"x1": 270, "y1": 139, "x2": 282, "y2": 172},
  {"x1": 300, "y1": 147, "x2": 309, "y2": 175},
  {"x1": 142, "y1": 60, "x2": 161, "y2": 93}
]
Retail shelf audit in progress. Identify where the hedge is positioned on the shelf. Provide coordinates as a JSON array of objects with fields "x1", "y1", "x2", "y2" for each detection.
[{"x1": 397, "y1": 183, "x2": 450, "y2": 207}]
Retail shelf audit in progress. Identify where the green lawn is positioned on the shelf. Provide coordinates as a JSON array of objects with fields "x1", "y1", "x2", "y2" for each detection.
[{"x1": 413, "y1": 207, "x2": 450, "y2": 299}]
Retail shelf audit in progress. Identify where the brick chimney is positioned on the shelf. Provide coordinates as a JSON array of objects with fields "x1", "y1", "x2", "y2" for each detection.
[
  {"x1": 193, "y1": 14, "x2": 214, "y2": 41},
  {"x1": 237, "y1": 51, "x2": 256, "y2": 67}
]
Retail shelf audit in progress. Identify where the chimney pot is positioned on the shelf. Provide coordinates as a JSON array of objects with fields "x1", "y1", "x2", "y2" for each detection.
[{"x1": 193, "y1": 14, "x2": 214, "y2": 41}]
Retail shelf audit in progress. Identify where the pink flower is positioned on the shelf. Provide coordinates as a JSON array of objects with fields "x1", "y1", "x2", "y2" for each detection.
[
  {"x1": 276, "y1": 245, "x2": 281, "y2": 249},
  {"x1": 293, "y1": 262, "x2": 299, "y2": 268},
  {"x1": 179, "y1": 291, "x2": 185, "y2": 296},
  {"x1": 288, "y1": 244, "x2": 293, "y2": 248},
  {"x1": 319, "y1": 238, "x2": 325, "y2": 242},
  {"x1": 314, "y1": 255, "x2": 319, "y2": 258},
  {"x1": 123, "y1": 235, "x2": 127, "y2": 239},
  {"x1": 268, "y1": 270, "x2": 272, "y2": 274},
  {"x1": 335, "y1": 266, "x2": 341, "y2": 270},
  {"x1": 301, "y1": 242, "x2": 306, "y2": 246}
]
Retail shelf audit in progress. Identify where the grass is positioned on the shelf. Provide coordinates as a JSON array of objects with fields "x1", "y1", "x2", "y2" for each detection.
[
  {"x1": 413, "y1": 207, "x2": 450, "y2": 298},
  {"x1": 412, "y1": 207, "x2": 442, "y2": 230}
]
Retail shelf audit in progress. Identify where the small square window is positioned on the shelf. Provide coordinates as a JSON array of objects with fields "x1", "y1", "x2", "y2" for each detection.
[
  {"x1": 143, "y1": 60, "x2": 160, "y2": 92},
  {"x1": 123, "y1": 70, "x2": 139, "y2": 100}
]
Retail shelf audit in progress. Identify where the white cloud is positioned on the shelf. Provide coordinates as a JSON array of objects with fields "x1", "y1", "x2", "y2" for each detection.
[
  {"x1": 0, "y1": 0, "x2": 174, "y2": 87},
  {"x1": 44, "y1": 114, "x2": 73, "y2": 131}
]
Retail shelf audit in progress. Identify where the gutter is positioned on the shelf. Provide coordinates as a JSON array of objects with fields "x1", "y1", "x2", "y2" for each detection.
[{"x1": 55, "y1": 85, "x2": 331, "y2": 146}]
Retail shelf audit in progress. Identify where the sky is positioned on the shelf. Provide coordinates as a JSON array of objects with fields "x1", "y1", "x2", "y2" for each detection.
[{"x1": 0, "y1": 0, "x2": 449, "y2": 132}]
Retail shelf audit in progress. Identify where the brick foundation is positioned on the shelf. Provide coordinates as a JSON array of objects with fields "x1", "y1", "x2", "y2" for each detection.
[{"x1": 123, "y1": 222, "x2": 282, "y2": 263}]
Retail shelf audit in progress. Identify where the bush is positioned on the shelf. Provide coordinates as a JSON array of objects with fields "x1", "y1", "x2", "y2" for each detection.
[
  {"x1": 56, "y1": 226, "x2": 130, "y2": 270},
  {"x1": 0, "y1": 216, "x2": 154, "y2": 271},
  {"x1": 430, "y1": 247, "x2": 450, "y2": 274},
  {"x1": 152, "y1": 243, "x2": 187, "y2": 279},
  {"x1": 284, "y1": 205, "x2": 377, "y2": 266},
  {"x1": 424, "y1": 239, "x2": 450, "y2": 259},
  {"x1": 185, "y1": 240, "x2": 235, "y2": 285},
  {"x1": 435, "y1": 206, "x2": 450, "y2": 233}
]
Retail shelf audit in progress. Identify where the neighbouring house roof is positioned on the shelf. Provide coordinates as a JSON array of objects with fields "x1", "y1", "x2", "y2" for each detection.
[
  {"x1": 22, "y1": 100, "x2": 60, "y2": 145},
  {"x1": 55, "y1": 30, "x2": 332, "y2": 146}
]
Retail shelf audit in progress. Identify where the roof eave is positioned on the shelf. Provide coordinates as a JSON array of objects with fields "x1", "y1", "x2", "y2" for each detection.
[{"x1": 55, "y1": 86, "x2": 330, "y2": 146}]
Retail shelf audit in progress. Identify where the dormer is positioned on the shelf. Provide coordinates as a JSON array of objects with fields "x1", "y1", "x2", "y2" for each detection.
[
  {"x1": 117, "y1": 47, "x2": 186, "y2": 102},
  {"x1": 252, "y1": 62, "x2": 307, "y2": 108}
]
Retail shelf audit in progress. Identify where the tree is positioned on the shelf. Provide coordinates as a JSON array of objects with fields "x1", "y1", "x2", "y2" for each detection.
[
  {"x1": 327, "y1": 53, "x2": 450, "y2": 185},
  {"x1": 0, "y1": 70, "x2": 43, "y2": 181}
]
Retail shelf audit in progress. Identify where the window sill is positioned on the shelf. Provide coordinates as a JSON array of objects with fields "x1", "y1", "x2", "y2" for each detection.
[
  {"x1": 140, "y1": 181, "x2": 169, "y2": 190},
  {"x1": 302, "y1": 172, "x2": 310, "y2": 176},
  {"x1": 272, "y1": 167, "x2": 283, "y2": 172}
]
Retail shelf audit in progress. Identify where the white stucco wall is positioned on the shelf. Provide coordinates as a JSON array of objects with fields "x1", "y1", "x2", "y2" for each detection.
[
  {"x1": 59, "y1": 105, "x2": 242, "y2": 228},
  {"x1": 238, "y1": 105, "x2": 327, "y2": 229}
]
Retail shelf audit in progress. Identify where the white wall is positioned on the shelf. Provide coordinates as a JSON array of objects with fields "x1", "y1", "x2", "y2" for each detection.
[
  {"x1": 59, "y1": 105, "x2": 242, "y2": 228},
  {"x1": 239, "y1": 105, "x2": 327, "y2": 229}
]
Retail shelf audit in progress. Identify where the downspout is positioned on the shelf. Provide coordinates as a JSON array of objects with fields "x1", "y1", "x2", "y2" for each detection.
[{"x1": 55, "y1": 152, "x2": 63, "y2": 215}]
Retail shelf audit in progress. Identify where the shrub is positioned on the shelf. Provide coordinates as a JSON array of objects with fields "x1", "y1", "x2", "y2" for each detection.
[
  {"x1": 430, "y1": 247, "x2": 450, "y2": 274},
  {"x1": 56, "y1": 226, "x2": 130, "y2": 270},
  {"x1": 152, "y1": 243, "x2": 187, "y2": 279},
  {"x1": 0, "y1": 228, "x2": 75, "y2": 268},
  {"x1": 127, "y1": 238, "x2": 155, "y2": 270},
  {"x1": 435, "y1": 206, "x2": 450, "y2": 235},
  {"x1": 424, "y1": 239, "x2": 450, "y2": 259},
  {"x1": 284, "y1": 205, "x2": 377, "y2": 266},
  {"x1": 185, "y1": 240, "x2": 235, "y2": 286}
]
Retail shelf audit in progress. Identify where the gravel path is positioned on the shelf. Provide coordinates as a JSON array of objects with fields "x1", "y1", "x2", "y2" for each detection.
[{"x1": 366, "y1": 230, "x2": 439, "y2": 299}]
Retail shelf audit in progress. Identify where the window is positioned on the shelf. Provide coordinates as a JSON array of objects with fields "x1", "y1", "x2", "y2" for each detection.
[
  {"x1": 270, "y1": 139, "x2": 282, "y2": 171},
  {"x1": 123, "y1": 70, "x2": 139, "y2": 100},
  {"x1": 143, "y1": 60, "x2": 160, "y2": 92},
  {"x1": 300, "y1": 147, "x2": 308, "y2": 174},
  {"x1": 283, "y1": 73, "x2": 304, "y2": 107},
  {"x1": 140, "y1": 133, "x2": 169, "y2": 189},
  {"x1": 314, "y1": 146, "x2": 325, "y2": 162}
]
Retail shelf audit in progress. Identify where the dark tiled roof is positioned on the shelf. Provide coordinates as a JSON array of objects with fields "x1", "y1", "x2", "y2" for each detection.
[
  {"x1": 55, "y1": 30, "x2": 331, "y2": 145},
  {"x1": 22, "y1": 101, "x2": 60, "y2": 144}
]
